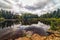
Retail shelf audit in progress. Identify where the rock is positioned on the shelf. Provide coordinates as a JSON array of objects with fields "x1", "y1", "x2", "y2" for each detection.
[
  {"x1": 31, "y1": 34, "x2": 46, "y2": 40},
  {"x1": 54, "y1": 33, "x2": 60, "y2": 37}
]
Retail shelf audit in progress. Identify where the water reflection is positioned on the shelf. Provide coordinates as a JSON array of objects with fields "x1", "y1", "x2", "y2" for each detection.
[
  {"x1": 0, "y1": 21, "x2": 20, "y2": 28},
  {"x1": 0, "y1": 21, "x2": 50, "y2": 39}
]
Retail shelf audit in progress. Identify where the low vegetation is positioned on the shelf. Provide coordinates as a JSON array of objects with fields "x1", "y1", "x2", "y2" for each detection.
[{"x1": 0, "y1": 18, "x2": 5, "y2": 22}]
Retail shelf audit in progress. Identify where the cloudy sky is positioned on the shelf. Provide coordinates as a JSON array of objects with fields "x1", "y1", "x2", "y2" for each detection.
[{"x1": 0, "y1": 0, "x2": 60, "y2": 15}]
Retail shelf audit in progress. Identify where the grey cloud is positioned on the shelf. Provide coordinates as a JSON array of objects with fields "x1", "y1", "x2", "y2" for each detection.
[
  {"x1": 12, "y1": 0, "x2": 19, "y2": 2},
  {"x1": 25, "y1": 6, "x2": 39, "y2": 10},
  {"x1": 0, "y1": 2, "x2": 11, "y2": 9},
  {"x1": 24, "y1": 4, "x2": 46, "y2": 11},
  {"x1": 3, "y1": 0, "x2": 11, "y2": 4},
  {"x1": 24, "y1": 0, "x2": 52, "y2": 11},
  {"x1": 0, "y1": 0, "x2": 59, "y2": 14}
]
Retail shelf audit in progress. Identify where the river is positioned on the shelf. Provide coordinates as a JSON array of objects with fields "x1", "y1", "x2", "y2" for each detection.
[{"x1": 0, "y1": 21, "x2": 50, "y2": 39}]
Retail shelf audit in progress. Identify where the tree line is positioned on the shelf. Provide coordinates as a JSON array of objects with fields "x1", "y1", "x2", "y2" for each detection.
[{"x1": 40, "y1": 9, "x2": 60, "y2": 18}]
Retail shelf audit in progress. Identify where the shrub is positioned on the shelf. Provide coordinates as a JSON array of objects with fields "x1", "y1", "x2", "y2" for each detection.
[{"x1": 50, "y1": 21, "x2": 57, "y2": 30}]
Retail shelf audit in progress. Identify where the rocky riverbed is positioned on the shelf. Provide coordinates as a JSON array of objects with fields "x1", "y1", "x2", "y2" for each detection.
[{"x1": 14, "y1": 31, "x2": 60, "y2": 40}]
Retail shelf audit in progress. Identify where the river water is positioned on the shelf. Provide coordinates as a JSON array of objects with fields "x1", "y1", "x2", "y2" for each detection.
[{"x1": 0, "y1": 21, "x2": 50, "y2": 39}]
